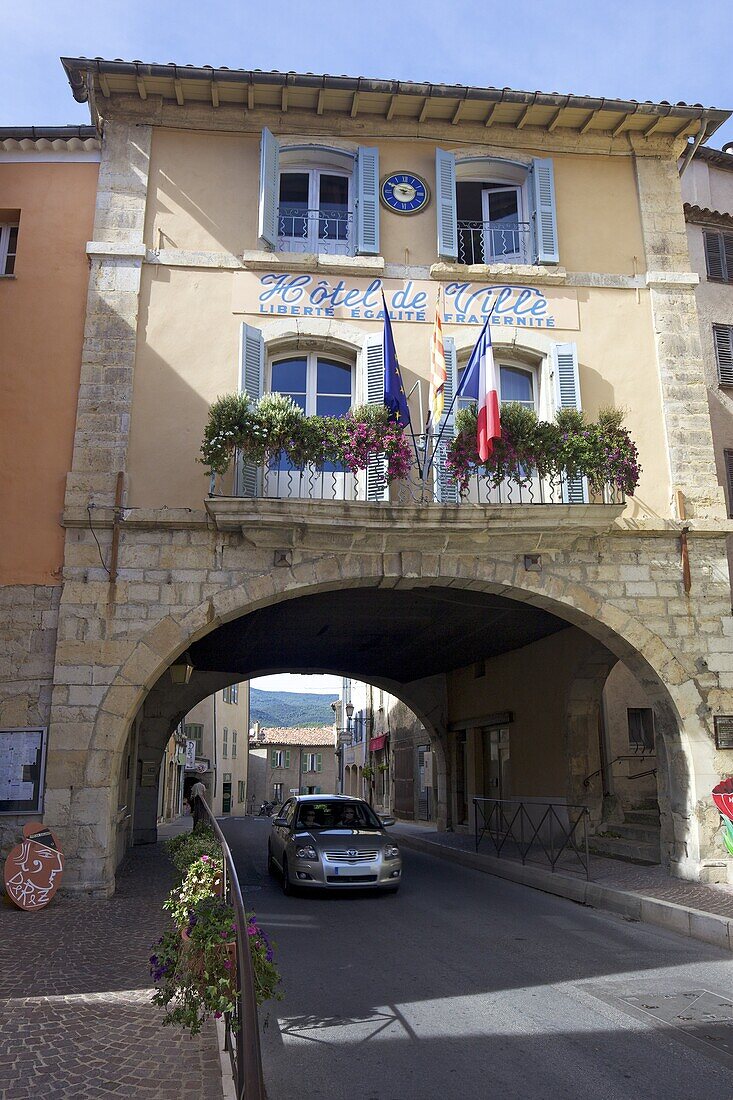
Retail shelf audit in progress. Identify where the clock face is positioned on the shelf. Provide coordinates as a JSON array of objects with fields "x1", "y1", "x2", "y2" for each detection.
[{"x1": 380, "y1": 172, "x2": 430, "y2": 215}]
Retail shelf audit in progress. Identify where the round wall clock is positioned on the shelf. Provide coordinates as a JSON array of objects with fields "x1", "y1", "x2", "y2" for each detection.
[{"x1": 380, "y1": 172, "x2": 430, "y2": 215}]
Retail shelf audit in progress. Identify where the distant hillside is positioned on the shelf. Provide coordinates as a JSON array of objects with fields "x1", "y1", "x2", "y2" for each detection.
[{"x1": 250, "y1": 688, "x2": 337, "y2": 728}]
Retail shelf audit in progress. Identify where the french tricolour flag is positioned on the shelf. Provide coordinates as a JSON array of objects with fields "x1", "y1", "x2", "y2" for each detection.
[{"x1": 456, "y1": 315, "x2": 501, "y2": 462}]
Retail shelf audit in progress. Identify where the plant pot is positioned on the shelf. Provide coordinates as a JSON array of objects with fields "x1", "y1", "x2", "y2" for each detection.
[{"x1": 180, "y1": 927, "x2": 237, "y2": 989}]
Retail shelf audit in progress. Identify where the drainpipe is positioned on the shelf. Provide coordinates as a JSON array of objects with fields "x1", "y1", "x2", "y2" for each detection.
[{"x1": 679, "y1": 121, "x2": 710, "y2": 177}]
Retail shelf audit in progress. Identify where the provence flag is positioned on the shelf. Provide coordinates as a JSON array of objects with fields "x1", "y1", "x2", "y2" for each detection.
[{"x1": 382, "y1": 292, "x2": 411, "y2": 426}]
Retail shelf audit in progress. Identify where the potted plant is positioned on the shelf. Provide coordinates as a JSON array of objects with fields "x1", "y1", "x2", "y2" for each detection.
[
  {"x1": 163, "y1": 853, "x2": 224, "y2": 929},
  {"x1": 150, "y1": 899, "x2": 282, "y2": 1035}
]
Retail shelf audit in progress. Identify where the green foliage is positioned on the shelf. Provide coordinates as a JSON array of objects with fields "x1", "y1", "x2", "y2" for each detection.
[
  {"x1": 164, "y1": 827, "x2": 218, "y2": 877},
  {"x1": 447, "y1": 403, "x2": 641, "y2": 497},
  {"x1": 201, "y1": 393, "x2": 412, "y2": 482},
  {"x1": 250, "y1": 687, "x2": 336, "y2": 727},
  {"x1": 163, "y1": 854, "x2": 224, "y2": 928}
]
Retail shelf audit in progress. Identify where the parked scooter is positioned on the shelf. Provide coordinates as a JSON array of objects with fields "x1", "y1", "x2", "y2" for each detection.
[{"x1": 258, "y1": 800, "x2": 277, "y2": 817}]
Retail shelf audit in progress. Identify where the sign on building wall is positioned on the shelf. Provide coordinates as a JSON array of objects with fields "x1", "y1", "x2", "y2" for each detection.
[
  {"x1": 0, "y1": 728, "x2": 47, "y2": 815},
  {"x1": 232, "y1": 273, "x2": 580, "y2": 330},
  {"x1": 185, "y1": 739, "x2": 197, "y2": 769}
]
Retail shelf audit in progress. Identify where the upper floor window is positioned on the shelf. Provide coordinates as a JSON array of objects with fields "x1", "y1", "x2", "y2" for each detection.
[
  {"x1": 232, "y1": 729, "x2": 238, "y2": 759},
  {"x1": 436, "y1": 150, "x2": 558, "y2": 267},
  {"x1": 303, "y1": 752, "x2": 323, "y2": 773},
  {"x1": 258, "y1": 129, "x2": 379, "y2": 257},
  {"x1": 183, "y1": 722, "x2": 204, "y2": 756},
  {"x1": 271, "y1": 749, "x2": 291, "y2": 769},
  {"x1": 0, "y1": 223, "x2": 18, "y2": 275},
  {"x1": 713, "y1": 324, "x2": 733, "y2": 385},
  {"x1": 222, "y1": 727, "x2": 228, "y2": 759},
  {"x1": 724, "y1": 450, "x2": 733, "y2": 519},
  {"x1": 278, "y1": 168, "x2": 352, "y2": 256},
  {"x1": 222, "y1": 684, "x2": 239, "y2": 705},
  {"x1": 458, "y1": 361, "x2": 538, "y2": 413},
  {"x1": 704, "y1": 230, "x2": 733, "y2": 282}
]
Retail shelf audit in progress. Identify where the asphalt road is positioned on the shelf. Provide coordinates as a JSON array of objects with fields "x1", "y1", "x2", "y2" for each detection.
[{"x1": 223, "y1": 816, "x2": 733, "y2": 1100}]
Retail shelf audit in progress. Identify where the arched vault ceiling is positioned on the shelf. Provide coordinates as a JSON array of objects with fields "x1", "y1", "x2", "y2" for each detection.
[{"x1": 188, "y1": 586, "x2": 569, "y2": 685}]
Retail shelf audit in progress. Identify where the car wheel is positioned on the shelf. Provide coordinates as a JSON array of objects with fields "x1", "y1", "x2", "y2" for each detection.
[
  {"x1": 267, "y1": 844, "x2": 277, "y2": 877},
  {"x1": 281, "y1": 855, "x2": 294, "y2": 896}
]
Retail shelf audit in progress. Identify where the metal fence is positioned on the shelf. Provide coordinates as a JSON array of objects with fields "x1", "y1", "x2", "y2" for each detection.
[
  {"x1": 210, "y1": 452, "x2": 625, "y2": 508},
  {"x1": 473, "y1": 797, "x2": 591, "y2": 878},
  {"x1": 457, "y1": 220, "x2": 531, "y2": 265},
  {"x1": 200, "y1": 800, "x2": 266, "y2": 1100},
  {"x1": 277, "y1": 206, "x2": 353, "y2": 255}
]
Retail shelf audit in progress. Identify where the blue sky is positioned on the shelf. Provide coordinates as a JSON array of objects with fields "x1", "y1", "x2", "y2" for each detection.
[{"x1": 4, "y1": 0, "x2": 733, "y2": 145}]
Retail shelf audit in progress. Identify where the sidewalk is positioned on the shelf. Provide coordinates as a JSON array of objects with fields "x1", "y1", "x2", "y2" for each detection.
[
  {"x1": 0, "y1": 832, "x2": 222, "y2": 1099},
  {"x1": 392, "y1": 821, "x2": 733, "y2": 952}
]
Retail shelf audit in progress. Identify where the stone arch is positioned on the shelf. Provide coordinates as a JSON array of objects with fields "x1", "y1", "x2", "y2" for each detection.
[{"x1": 82, "y1": 550, "x2": 710, "y2": 885}]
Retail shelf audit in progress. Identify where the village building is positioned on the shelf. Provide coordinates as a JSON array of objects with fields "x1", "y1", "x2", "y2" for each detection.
[
  {"x1": 248, "y1": 725, "x2": 338, "y2": 809},
  {"x1": 1, "y1": 57, "x2": 733, "y2": 893}
]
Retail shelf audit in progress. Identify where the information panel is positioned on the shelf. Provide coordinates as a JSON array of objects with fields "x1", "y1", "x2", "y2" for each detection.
[{"x1": 0, "y1": 728, "x2": 47, "y2": 814}]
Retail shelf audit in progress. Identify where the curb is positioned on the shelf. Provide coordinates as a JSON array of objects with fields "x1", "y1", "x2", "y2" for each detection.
[
  {"x1": 394, "y1": 830, "x2": 733, "y2": 953},
  {"x1": 215, "y1": 1016, "x2": 237, "y2": 1100}
]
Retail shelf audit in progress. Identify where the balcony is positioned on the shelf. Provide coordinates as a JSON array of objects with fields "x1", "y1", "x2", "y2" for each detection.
[
  {"x1": 457, "y1": 220, "x2": 531, "y2": 266},
  {"x1": 277, "y1": 207, "x2": 353, "y2": 257}
]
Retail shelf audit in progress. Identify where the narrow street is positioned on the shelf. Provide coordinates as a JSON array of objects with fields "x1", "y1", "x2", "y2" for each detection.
[{"x1": 224, "y1": 817, "x2": 733, "y2": 1100}]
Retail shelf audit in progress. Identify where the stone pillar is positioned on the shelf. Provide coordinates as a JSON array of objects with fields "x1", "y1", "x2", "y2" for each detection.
[
  {"x1": 636, "y1": 155, "x2": 727, "y2": 521},
  {"x1": 65, "y1": 119, "x2": 152, "y2": 509}
]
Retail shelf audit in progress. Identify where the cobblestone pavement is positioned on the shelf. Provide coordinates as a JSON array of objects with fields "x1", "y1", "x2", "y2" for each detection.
[
  {"x1": 392, "y1": 822, "x2": 733, "y2": 919},
  {"x1": 0, "y1": 841, "x2": 222, "y2": 1099}
]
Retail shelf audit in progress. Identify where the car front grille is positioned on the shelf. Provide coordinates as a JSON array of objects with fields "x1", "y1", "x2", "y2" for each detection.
[
  {"x1": 326, "y1": 874, "x2": 378, "y2": 883},
  {"x1": 324, "y1": 850, "x2": 379, "y2": 863}
]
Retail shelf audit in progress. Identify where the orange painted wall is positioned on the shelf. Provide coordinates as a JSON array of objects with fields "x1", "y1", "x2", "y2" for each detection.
[{"x1": 0, "y1": 161, "x2": 98, "y2": 585}]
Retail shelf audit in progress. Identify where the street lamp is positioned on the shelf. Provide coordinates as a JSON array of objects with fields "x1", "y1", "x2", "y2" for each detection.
[{"x1": 170, "y1": 651, "x2": 194, "y2": 685}]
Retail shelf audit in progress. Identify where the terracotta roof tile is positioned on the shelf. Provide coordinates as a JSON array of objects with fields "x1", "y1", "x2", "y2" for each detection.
[{"x1": 249, "y1": 726, "x2": 335, "y2": 746}]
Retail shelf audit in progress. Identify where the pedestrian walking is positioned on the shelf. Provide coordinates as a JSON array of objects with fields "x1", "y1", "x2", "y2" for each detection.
[{"x1": 190, "y1": 779, "x2": 207, "y2": 830}]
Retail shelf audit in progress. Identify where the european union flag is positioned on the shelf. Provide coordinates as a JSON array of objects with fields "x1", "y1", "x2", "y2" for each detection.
[{"x1": 382, "y1": 293, "x2": 411, "y2": 426}]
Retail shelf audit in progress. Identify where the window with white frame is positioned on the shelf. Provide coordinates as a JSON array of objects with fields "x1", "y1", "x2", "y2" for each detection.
[
  {"x1": 266, "y1": 352, "x2": 354, "y2": 478},
  {"x1": 223, "y1": 684, "x2": 239, "y2": 705},
  {"x1": 258, "y1": 130, "x2": 380, "y2": 257},
  {"x1": 222, "y1": 727, "x2": 228, "y2": 759},
  {"x1": 0, "y1": 223, "x2": 19, "y2": 276},
  {"x1": 303, "y1": 752, "x2": 323, "y2": 773},
  {"x1": 271, "y1": 749, "x2": 290, "y2": 769},
  {"x1": 457, "y1": 361, "x2": 539, "y2": 413},
  {"x1": 436, "y1": 150, "x2": 558, "y2": 266},
  {"x1": 232, "y1": 729, "x2": 237, "y2": 759}
]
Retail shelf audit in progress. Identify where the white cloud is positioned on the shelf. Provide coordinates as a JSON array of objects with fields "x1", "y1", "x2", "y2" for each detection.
[{"x1": 250, "y1": 673, "x2": 343, "y2": 695}]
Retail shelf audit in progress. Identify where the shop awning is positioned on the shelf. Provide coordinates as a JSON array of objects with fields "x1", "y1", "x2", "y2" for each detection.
[{"x1": 369, "y1": 734, "x2": 387, "y2": 752}]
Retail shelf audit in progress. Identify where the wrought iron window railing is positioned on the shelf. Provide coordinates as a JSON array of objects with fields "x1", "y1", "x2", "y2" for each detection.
[
  {"x1": 474, "y1": 796, "x2": 591, "y2": 878},
  {"x1": 457, "y1": 220, "x2": 531, "y2": 265},
  {"x1": 277, "y1": 206, "x2": 353, "y2": 255},
  {"x1": 209, "y1": 452, "x2": 625, "y2": 507}
]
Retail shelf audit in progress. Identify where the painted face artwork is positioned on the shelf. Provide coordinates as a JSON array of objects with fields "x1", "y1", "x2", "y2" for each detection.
[{"x1": 3, "y1": 823, "x2": 64, "y2": 911}]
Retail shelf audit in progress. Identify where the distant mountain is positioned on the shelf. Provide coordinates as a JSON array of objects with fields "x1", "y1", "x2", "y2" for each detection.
[{"x1": 249, "y1": 688, "x2": 337, "y2": 729}]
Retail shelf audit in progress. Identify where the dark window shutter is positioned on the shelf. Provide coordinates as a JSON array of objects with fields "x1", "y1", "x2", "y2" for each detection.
[
  {"x1": 703, "y1": 230, "x2": 733, "y2": 281},
  {"x1": 714, "y1": 324, "x2": 733, "y2": 385},
  {"x1": 725, "y1": 234, "x2": 733, "y2": 281},
  {"x1": 725, "y1": 450, "x2": 733, "y2": 519}
]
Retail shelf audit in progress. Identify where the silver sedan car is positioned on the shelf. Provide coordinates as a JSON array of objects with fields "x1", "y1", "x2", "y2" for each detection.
[{"x1": 267, "y1": 795, "x2": 402, "y2": 894}]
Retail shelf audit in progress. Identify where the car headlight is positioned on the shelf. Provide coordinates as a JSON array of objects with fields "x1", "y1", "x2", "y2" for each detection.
[
  {"x1": 384, "y1": 845, "x2": 400, "y2": 859},
  {"x1": 295, "y1": 845, "x2": 318, "y2": 861}
]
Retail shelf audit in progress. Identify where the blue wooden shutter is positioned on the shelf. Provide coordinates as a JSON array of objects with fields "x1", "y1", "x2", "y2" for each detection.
[
  {"x1": 258, "y1": 127, "x2": 280, "y2": 248},
  {"x1": 363, "y1": 331, "x2": 389, "y2": 501},
  {"x1": 529, "y1": 158, "x2": 559, "y2": 264},
  {"x1": 436, "y1": 148, "x2": 458, "y2": 261},
  {"x1": 553, "y1": 342, "x2": 586, "y2": 503},
  {"x1": 237, "y1": 323, "x2": 264, "y2": 497},
  {"x1": 356, "y1": 146, "x2": 380, "y2": 255},
  {"x1": 435, "y1": 336, "x2": 459, "y2": 503}
]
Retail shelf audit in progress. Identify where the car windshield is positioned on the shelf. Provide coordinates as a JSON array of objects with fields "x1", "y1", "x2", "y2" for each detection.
[{"x1": 295, "y1": 800, "x2": 382, "y2": 830}]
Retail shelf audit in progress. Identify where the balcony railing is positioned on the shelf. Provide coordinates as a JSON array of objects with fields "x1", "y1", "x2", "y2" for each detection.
[
  {"x1": 210, "y1": 453, "x2": 625, "y2": 507},
  {"x1": 457, "y1": 220, "x2": 531, "y2": 265},
  {"x1": 277, "y1": 206, "x2": 353, "y2": 256}
]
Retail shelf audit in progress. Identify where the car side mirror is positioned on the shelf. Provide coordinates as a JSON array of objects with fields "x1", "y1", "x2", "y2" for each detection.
[
  {"x1": 271, "y1": 816, "x2": 288, "y2": 827},
  {"x1": 380, "y1": 815, "x2": 396, "y2": 827}
]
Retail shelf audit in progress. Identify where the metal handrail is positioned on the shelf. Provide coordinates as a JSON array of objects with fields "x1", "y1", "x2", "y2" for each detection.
[
  {"x1": 473, "y1": 796, "x2": 591, "y2": 879},
  {"x1": 582, "y1": 753, "x2": 655, "y2": 788},
  {"x1": 199, "y1": 799, "x2": 265, "y2": 1100}
]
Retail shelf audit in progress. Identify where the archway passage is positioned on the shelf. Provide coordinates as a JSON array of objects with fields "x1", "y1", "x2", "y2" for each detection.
[{"x1": 186, "y1": 587, "x2": 569, "y2": 682}]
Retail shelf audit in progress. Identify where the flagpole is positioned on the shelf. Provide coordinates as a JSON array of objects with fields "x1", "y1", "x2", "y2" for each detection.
[
  {"x1": 425, "y1": 296, "x2": 500, "y2": 477},
  {"x1": 381, "y1": 291, "x2": 422, "y2": 477}
]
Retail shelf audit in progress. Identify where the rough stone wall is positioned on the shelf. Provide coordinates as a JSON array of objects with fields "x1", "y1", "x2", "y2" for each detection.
[
  {"x1": 39, "y1": 511, "x2": 733, "y2": 891},
  {"x1": 0, "y1": 584, "x2": 60, "y2": 858},
  {"x1": 636, "y1": 157, "x2": 727, "y2": 520}
]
